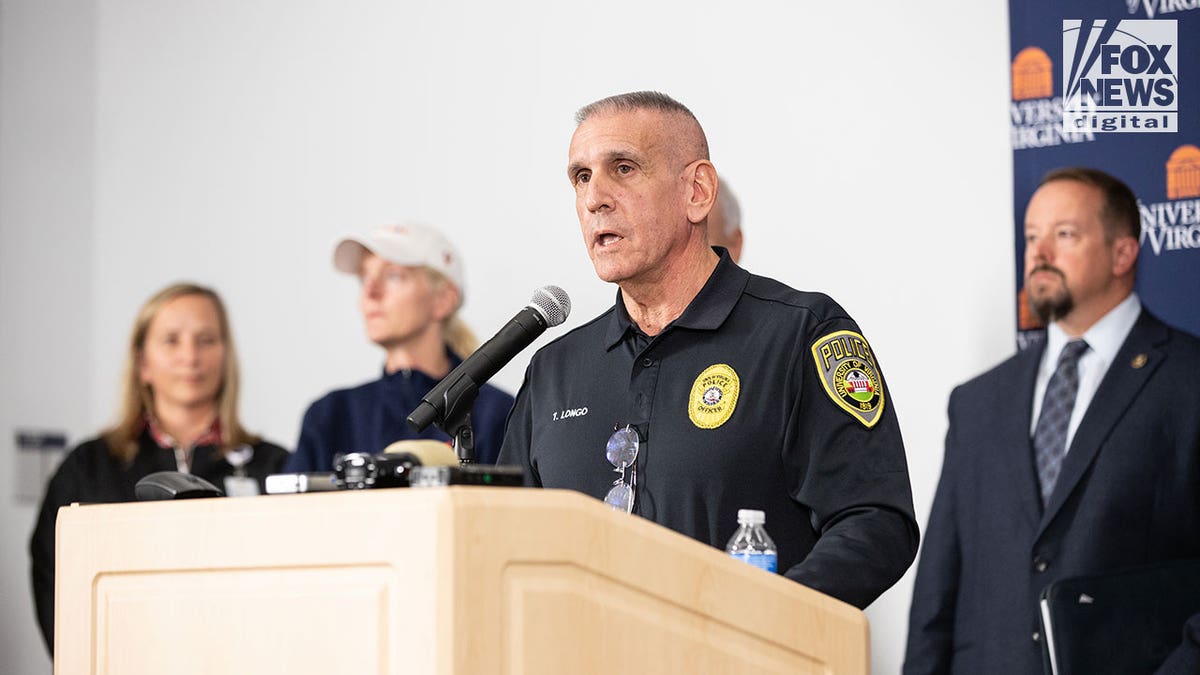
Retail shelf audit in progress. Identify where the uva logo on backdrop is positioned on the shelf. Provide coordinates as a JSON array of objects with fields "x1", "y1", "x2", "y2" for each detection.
[
  {"x1": 1010, "y1": 46, "x2": 1096, "y2": 149},
  {"x1": 1062, "y1": 19, "x2": 1178, "y2": 132},
  {"x1": 1139, "y1": 144, "x2": 1200, "y2": 256},
  {"x1": 1126, "y1": 0, "x2": 1200, "y2": 19}
]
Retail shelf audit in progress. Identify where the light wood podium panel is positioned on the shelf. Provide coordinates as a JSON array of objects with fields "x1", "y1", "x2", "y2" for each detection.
[{"x1": 56, "y1": 487, "x2": 867, "y2": 674}]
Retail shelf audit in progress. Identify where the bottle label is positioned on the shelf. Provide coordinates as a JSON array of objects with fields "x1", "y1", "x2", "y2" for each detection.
[{"x1": 730, "y1": 552, "x2": 777, "y2": 573}]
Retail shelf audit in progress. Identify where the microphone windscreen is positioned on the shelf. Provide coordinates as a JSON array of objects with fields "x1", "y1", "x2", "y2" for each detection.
[
  {"x1": 530, "y1": 285, "x2": 571, "y2": 327},
  {"x1": 380, "y1": 439, "x2": 459, "y2": 466}
]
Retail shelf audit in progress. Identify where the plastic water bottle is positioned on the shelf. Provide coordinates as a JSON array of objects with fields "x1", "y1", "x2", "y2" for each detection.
[{"x1": 725, "y1": 509, "x2": 778, "y2": 573}]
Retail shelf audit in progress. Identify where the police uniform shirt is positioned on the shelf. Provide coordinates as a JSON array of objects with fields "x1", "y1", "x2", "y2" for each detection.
[{"x1": 498, "y1": 250, "x2": 918, "y2": 609}]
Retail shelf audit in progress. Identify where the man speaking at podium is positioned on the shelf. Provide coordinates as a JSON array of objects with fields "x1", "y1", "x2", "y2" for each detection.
[{"x1": 498, "y1": 91, "x2": 918, "y2": 609}]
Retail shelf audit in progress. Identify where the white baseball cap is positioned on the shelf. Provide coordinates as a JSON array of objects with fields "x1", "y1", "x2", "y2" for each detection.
[{"x1": 333, "y1": 223, "x2": 465, "y2": 294}]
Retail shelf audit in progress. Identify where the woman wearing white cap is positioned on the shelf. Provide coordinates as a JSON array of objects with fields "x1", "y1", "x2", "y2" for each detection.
[{"x1": 285, "y1": 223, "x2": 514, "y2": 471}]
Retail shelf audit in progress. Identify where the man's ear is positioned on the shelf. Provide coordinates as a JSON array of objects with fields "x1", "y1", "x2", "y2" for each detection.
[
  {"x1": 1112, "y1": 235, "x2": 1139, "y2": 277},
  {"x1": 686, "y1": 161, "x2": 718, "y2": 225}
]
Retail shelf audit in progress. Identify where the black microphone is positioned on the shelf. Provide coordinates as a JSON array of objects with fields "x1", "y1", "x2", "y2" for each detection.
[{"x1": 408, "y1": 285, "x2": 571, "y2": 433}]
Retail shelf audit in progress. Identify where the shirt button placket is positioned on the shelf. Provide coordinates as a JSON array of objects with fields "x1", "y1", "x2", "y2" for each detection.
[{"x1": 632, "y1": 354, "x2": 659, "y2": 422}]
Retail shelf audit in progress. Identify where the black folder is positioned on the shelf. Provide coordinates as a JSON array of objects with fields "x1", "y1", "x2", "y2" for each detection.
[{"x1": 1039, "y1": 559, "x2": 1200, "y2": 675}]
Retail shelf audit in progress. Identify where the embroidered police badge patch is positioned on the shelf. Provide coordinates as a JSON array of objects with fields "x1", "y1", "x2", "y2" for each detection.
[
  {"x1": 811, "y1": 330, "x2": 885, "y2": 428},
  {"x1": 689, "y1": 363, "x2": 740, "y2": 429}
]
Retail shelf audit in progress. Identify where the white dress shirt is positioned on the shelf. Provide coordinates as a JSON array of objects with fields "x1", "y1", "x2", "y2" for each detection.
[{"x1": 1030, "y1": 293, "x2": 1142, "y2": 452}]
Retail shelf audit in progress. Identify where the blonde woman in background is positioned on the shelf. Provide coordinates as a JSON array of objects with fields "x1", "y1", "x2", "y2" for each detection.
[
  {"x1": 285, "y1": 223, "x2": 514, "y2": 472},
  {"x1": 29, "y1": 282, "x2": 288, "y2": 655}
]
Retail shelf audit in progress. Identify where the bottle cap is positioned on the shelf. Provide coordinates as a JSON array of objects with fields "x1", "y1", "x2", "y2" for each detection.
[{"x1": 736, "y1": 509, "x2": 765, "y2": 525}]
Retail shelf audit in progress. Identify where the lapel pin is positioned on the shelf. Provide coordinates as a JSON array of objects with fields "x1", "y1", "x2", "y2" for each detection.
[{"x1": 1131, "y1": 354, "x2": 1147, "y2": 369}]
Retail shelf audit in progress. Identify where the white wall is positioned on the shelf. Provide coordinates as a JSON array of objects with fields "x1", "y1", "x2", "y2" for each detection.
[
  {"x1": 0, "y1": 1, "x2": 96, "y2": 673},
  {"x1": 0, "y1": 1, "x2": 1014, "y2": 672}
]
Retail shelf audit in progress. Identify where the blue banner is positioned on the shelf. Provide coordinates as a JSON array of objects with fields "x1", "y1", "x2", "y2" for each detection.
[{"x1": 1009, "y1": 1, "x2": 1200, "y2": 348}]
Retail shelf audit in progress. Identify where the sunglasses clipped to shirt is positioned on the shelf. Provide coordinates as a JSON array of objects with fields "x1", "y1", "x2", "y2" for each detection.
[{"x1": 603, "y1": 424, "x2": 640, "y2": 513}]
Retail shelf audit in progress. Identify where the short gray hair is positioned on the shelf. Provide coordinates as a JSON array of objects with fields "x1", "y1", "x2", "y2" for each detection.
[
  {"x1": 574, "y1": 90, "x2": 698, "y2": 125},
  {"x1": 574, "y1": 91, "x2": 709, "y2": 161}
]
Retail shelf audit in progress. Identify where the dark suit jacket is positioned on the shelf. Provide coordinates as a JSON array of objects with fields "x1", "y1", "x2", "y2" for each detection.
[{"x1": 904, "y1": 310, "x2": 1200, "y2": 674}]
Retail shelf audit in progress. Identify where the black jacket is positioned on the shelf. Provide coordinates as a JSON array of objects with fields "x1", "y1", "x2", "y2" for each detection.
[{"x1": 29, "y1": 429, "x2": 288, "y2": 654}]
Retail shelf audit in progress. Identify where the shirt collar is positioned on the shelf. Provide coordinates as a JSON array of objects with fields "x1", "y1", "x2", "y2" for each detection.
[
  {"x1": 603, "y1": 247, "x2": 748, "y2": 349},
  {"x1": 381, "y1": 349, "x2": 464, "y2": 383},
  {"x1": 1044, "y1": 292, "x2": 1141, "y2": 366},
  {"x1": 144, "y1": 414, "x2": 222, "y2": 451}
]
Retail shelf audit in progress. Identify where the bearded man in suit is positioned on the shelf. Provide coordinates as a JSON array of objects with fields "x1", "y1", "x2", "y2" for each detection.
[{"x1": 904, "y1": 167, "x2": 1200, "y2": 674}]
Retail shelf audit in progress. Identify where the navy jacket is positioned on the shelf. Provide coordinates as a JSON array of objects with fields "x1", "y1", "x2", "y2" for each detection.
[
  {"x1": 287, "y1": 357, "x2": 514, "y2": 471},
  {"x1": 905, "y1": 311, "x2": 1200, "y2": 674}
]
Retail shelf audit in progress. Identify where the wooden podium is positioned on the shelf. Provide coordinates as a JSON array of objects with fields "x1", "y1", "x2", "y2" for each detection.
[{"x1": 55, "y1": 487, "x2": 867, "y2": 674}]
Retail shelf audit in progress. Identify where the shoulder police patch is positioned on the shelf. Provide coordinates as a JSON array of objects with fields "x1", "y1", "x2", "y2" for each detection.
[
  {"x1": 811, "y1": 330, "x2": 885, "y2": 428},
  {"x1": 688, "y1": 363, "x2": 740, "y2": 429}
]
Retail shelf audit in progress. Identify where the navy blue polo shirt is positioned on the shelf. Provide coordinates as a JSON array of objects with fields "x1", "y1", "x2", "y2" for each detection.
[{"x1": 498, "y1": 250, "x2": 918, "y2": 608}]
